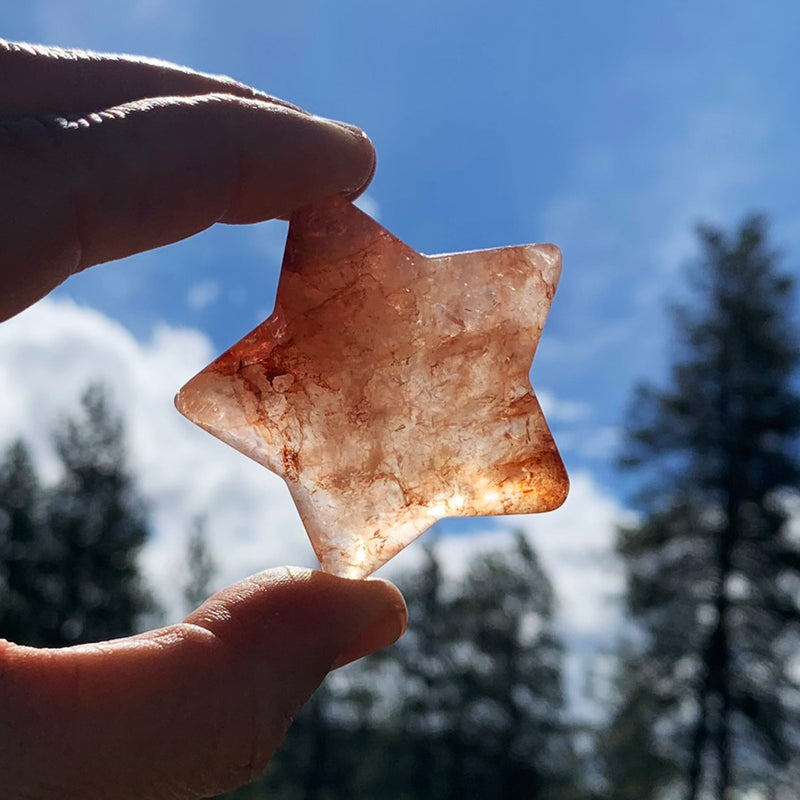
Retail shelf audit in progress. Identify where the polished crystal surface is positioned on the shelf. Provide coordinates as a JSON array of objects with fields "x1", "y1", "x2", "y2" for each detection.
[{"x1": 176, "y1": 196, "x2": 568, "y2": 577}]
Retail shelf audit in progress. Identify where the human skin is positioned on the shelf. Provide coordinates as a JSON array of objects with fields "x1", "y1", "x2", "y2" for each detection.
[{"x1": 0, "y1": 41, "x2": 406, "y2": 800}]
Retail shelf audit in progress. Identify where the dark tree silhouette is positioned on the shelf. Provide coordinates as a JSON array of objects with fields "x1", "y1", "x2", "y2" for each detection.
[
  {"x1": 0, "y1": 439, "x2": 50, "y2": 645},
  {"x1": 182, "y1": 515, "x2": 218, "y2": 612},
  {"x1": 604, "y1": 216, "x2": 800, "y2": 800},
  {"x1": 452, "y1": 534, "x2": 577, "y2": 800},
  {"x1": 380, "y1": 543, "x2": 467, "y2": 800},
  {"x1": 46, "y1": 384, "x2": 156, "y2": 645}
]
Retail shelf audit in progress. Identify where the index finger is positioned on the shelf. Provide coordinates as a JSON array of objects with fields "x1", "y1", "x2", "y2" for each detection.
[
  {"x1": 0, "y1": 39, "x2": 301, "y2": 117},
  {"x1": 0, "y1": 94, "x2": 375, "y2": 322}
]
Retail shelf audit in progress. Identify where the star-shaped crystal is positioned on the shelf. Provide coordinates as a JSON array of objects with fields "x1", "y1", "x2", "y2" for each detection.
[{"x1": 176, "y1": 196, "x2": 568, "y2": 577}]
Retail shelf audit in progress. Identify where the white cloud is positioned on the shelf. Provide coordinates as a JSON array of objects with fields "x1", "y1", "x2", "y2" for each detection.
[
  {"x1": 248, "y1": 219, "x2": 288, "y2": 262},
  {"x1": 520, "y1": 472, "x2": 632, "y2": 646},
  {"x1": 129, "y1": 0, "x2": 170, "y2": 23},
  {"x1": 33, "y1": 0, "x2": 197, "y2": 50},
  {"x1": 354, "y1": 193, "x2": 381, "y2": 221},
  {"x1": 185, "y1": 280, "x2": 220, "y2": 311},
  {"x1": 537, "y1": 388, "x2": 592, "y2": 423},
  {"x1": 0, "y1": 299, "x2": 312, "y2": 622},
  {"x1": 583, "y1": 426, "x2": 621, "y2": 460}
]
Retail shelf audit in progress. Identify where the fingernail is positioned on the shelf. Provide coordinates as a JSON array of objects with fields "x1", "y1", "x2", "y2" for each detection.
[
  {"x1": 330, "y1": 598, "x2": 407, "y2": 670},
  {"x1": 313, "y1": 116, "x2": 366, "y2": 137},
  {"x1": 314, "y1": 116, "x2": 376, "y2": 199},
  {"x1": 343, "y1": 140, "x2": 376, "y2": 201}
]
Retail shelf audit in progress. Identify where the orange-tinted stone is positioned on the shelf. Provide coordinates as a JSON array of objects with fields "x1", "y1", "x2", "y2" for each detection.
[{"x1": 176, "y1": 196, "x2": 568, "y2": 577}]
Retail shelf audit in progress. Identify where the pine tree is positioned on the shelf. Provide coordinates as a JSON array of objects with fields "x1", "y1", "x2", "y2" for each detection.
[
  {"x1": 306, "y1": 543, "x2": 462, "y2": 800},
  {"x1": 182, "y1": 516, "x2": 217, "y2": 612},
  {"x1": 0, "y1": 439, "x2": 50, "y2": 645},
  {"x1": 46, "y1": 384, "x2": 156, "y2": 645},
  {"x1": 344, "y1": 536, "x2": 576, "y2": 800},
  {"x1": 452, "y1": 534, "x2": 576, "y2": 800},
  {"x1": 388, "y1": 544, "x2": 464, "y2": 800},
  {"x1": 604, "y1": 216, "x2": 800, "y2": 799}
]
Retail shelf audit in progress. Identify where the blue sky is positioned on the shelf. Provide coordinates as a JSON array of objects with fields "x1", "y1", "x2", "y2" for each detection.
[
  {"x1": 3, "y1": 0, "x2": 799, "y2": 713},
  {"x1": 6, "y1": 3, "x2": 800, "y2": 470},
  {"x1": 6, "y1": 0, "x2": 798, "y2": 495}
]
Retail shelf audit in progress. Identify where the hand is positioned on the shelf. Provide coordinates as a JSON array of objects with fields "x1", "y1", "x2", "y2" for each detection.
[
  {"x1": 2, "y1": 569, "x2": 406, "y2": 799},
  {"x1": 0, "y1": 39, "x2": 376, "y2": 322},
  {"x1": 0, "y1": 41, "x2": 405, "y2": 800}
]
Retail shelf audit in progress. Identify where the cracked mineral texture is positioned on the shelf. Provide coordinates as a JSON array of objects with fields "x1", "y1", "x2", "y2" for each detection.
[{"x1": 176, "y1": 195, "x2": 568, "y2": 578}]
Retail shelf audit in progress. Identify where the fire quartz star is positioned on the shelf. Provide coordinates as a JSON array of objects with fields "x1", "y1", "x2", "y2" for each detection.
[{"x1": 176, "y1": 195, "x2": 568, "y2": 578}]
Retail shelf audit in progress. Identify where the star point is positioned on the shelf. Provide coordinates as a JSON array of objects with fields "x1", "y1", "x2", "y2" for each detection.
[{"x1": 176, "y1": 195, "x2": 568, "y2": 577}]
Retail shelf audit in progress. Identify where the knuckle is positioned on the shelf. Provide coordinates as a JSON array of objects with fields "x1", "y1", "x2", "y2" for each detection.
[
  {"x1": 0, "y1": 112, "x2": 70, "y2": 158},
  {"x1": 0, "y1": 113, "x2": 87, "y2": 275},
  {"x1": 0, "y1": 110, "x2": 125, "y2": 158}
]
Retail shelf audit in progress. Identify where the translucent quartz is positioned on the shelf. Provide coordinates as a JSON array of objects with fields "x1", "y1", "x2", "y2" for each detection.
[{"x1": 176, "y1": 196, "x2": 568, "y2": 578}]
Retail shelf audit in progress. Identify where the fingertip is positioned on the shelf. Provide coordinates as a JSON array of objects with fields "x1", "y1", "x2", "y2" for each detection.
[
  {"x1": 331, "y1": 120, "x2": 376, "y2": 202},
  {"x1": 274, "y1": 122, "x2": 374, "y2": 223},
  {"x1": 207, "y1": 102, "x2": 376, "y2": 224},
  {"x1": 186, "y1": 567, "x2": 406, "y2": 663},
  {"x1": 330, "y1": 578, "x2": 407, "y2": 669}
]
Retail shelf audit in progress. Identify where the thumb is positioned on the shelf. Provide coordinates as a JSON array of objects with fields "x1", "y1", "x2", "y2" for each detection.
[{"x1": 0, "y1": 568, "x2": 406, "y2": 800}]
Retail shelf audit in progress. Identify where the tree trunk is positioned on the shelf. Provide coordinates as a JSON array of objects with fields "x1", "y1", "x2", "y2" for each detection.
[
  {"x1": 686, "y1": 674, "x2": 710, "y2": 800},
  {"x1": 303, "y1": 690, "x2": 329, "y2": 800}
]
